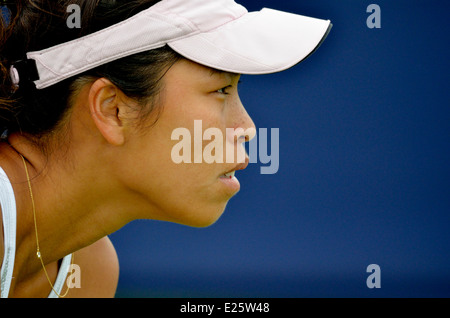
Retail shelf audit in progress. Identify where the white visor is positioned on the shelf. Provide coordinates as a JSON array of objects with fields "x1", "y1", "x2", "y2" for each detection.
[{"x1": 25, "y1": 0, "x2": 332, "y2": 89}]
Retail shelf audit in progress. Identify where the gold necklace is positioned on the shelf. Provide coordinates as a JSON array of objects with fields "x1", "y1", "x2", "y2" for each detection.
[{"x1": 20, "y1": 155, "x2": 73, "y2": 298}]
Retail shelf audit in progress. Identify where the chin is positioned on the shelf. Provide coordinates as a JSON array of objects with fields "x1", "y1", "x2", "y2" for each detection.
[{"x1": 176, "y1": 202, "x2": 229, "y2": 228}]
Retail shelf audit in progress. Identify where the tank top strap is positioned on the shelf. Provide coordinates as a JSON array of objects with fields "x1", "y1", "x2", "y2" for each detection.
[
  {"x1": 0, "y1": 166, "x2": 72, "y2": 298},
  {"x1": 0, "y1": 166, "x2": 17, "y2": 298}
]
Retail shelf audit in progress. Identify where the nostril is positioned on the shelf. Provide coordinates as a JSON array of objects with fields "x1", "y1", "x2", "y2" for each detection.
[
  {"x1": 244, "y1": 127, "x2": 256, "y2": 142},
  {"x1": 235, "y1": 127, "x2": 256, "y2": 143}
]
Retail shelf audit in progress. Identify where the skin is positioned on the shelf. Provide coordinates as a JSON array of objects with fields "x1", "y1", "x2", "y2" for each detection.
[{"x1": 0, "y1": 58, "x2": 256, "y2": 298}]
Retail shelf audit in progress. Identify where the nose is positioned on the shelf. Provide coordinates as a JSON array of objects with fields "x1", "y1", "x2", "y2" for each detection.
[
  {"x1": 233, "y1": 96, "x2": 256, "y2": 143},
  {"x1": 224, "y1": 95, "x2": 256, "y2": 164}
]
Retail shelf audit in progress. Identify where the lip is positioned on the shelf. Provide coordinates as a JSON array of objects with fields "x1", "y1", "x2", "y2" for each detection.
[
  {"x1": 218, "y1": 157, "x2": 249, "y2": 194},
  {"x1": 221, "y1": 157, "x2": 249, "y2": 177}
]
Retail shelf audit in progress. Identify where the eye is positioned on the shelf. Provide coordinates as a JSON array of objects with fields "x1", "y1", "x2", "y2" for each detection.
[
  {"x1": 215, "y1": 81, "x2": 242, "y2": 95},
  {"x1": 216, "y1": 85, "x2": 232, "y2": 95}
]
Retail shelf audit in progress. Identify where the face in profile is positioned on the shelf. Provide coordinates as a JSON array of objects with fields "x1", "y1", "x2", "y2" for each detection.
[{"x1": 116, "y1": 58, "x2": 256, "y2": 227}]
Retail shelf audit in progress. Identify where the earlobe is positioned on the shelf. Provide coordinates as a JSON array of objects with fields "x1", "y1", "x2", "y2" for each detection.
[{"x1": 88, "y1": 78, "x2": 126, "y2": 146}]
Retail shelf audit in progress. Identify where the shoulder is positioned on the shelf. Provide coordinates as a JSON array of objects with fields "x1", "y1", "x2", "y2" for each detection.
[{"x1": 67, "y1": 236, "x2": 119, "y2": 298}]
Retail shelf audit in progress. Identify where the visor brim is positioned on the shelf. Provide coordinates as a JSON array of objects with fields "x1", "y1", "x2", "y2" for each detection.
[{"x1": 168, "y1": 8, "x2": 332, "y2": 75}]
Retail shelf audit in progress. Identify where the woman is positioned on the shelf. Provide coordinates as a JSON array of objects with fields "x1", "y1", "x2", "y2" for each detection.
[{"x1": 0, "y1": 0, "x2": 331, "y2": 297}]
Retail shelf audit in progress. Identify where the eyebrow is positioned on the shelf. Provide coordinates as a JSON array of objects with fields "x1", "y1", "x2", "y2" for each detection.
[{"x1": 209, "y1": 68, "x2": 239, "y2": 78}]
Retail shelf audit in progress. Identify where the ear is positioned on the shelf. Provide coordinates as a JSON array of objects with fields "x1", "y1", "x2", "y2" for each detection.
[{"x1": 88, "y1": 78, "x2": 128, "y2": 146}]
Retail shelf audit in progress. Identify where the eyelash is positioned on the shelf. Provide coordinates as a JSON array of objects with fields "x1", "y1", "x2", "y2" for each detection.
[
  {"x1": 216, "y1": 81, "x2": 242, "y2": 95},
  {"x1": 216, "y1": 85, "x2": 232, "y2": 95}
]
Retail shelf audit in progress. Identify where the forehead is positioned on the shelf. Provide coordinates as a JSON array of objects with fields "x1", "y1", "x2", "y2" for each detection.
[
  {"x1": 166, "y1": 58, "x2": 240, "y2": 82},
  {"x1": 208, "y1": 68, "x2": 239, "y2": 79}
]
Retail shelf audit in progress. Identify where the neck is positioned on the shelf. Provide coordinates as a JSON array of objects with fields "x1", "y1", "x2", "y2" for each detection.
[{"x1": 1, "y1": 135, "x2": 138, "y2": 280}]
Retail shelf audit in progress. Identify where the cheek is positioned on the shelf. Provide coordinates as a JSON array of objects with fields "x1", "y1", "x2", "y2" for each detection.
[
  {"x1": 128, "y1": 89, "x2": 232, "y2": 226},
  {"x1": 145, "y1": 163, "x2": 230, "y2": 227},
  {"x1": 128, "y1": 132, "x2": 231, "y2": 227}
]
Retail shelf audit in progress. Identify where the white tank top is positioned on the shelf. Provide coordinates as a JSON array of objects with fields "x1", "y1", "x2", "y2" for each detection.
[{"x1": 0, "y1": 166, "x2": 72, "y2": 298}]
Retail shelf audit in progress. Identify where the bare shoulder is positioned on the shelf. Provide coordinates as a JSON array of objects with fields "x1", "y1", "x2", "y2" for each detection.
[{"x1": 68, "y1": 236, "x2": 119, "y2": 298}]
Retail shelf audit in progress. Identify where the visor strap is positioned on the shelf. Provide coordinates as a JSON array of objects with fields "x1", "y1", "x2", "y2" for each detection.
[{"x1": 9, "y1": 59, "x2": 40, "y2": 88}]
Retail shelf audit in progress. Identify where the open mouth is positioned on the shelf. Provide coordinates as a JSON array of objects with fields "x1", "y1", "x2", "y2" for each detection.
[
  {"x1": 221, "y1": 170, "x2": 236, "y2": 179},
  {"x1": 218, "y1": 158, "x2": 249, "y2": 195},
  {"x1": 219, "y1": 169, "x2": 240, "y2": 194},
  {"x1": 220, "y1": 158, "x2": 249, "y2": 179}
]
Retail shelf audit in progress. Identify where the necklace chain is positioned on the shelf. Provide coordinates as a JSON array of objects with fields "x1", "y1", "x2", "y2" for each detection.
[{"x1": 20, "y1": 155, "x2": 73, "y2": 298}]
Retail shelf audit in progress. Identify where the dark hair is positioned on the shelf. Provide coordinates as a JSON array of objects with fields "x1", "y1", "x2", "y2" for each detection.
[{"x1": 0, "y1": 0, "x2": 181, "y2": 144}]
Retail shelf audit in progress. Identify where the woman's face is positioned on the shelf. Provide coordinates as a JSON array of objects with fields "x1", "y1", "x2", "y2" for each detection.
[{"x1": 119, "y1": 58, "x2": 256, "y2": 227}]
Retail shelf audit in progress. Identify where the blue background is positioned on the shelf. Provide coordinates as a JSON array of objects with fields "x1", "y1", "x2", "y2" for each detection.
[
  {"x1": 110, "y1": 0, "x2": 450, "y2": 297},
  {"x1": 5, "y1": 0, "x2": 448, "y2": 297}
]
